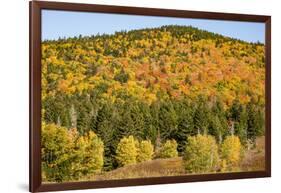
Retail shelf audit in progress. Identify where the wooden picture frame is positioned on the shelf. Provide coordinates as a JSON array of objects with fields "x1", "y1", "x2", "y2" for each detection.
[{"x1": 30, "y1": 1, "x2": 271, "y2": 192}]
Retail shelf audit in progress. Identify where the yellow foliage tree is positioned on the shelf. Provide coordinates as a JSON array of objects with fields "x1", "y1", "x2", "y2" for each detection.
[
  {"x1": 183, "y1": 134, "x2": 219, "y2": 173},
  {"x1": 74, "y1": 131, "x2": 104, "y2": 178},
  {"x1": 41, "y1": 123, "x2": 75, "y2": 182},
  {"x1": 159, "y1": 139, "x2": 178, "y2": 158},
  {"x1": 116, "y1": 136, "x2": 138, "y2": 167},
  {"x1": 220, "y1": 135, "x2": 242, "y2": 169},
  {"x1": 41, "y1": 123, "x2": 104, "y2": 182},
  {"x1": 137, "y1": 140, "x2": 154, "y2": 163}
]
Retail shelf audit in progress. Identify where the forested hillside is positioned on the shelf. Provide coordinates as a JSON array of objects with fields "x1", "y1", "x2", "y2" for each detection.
[{"x1": 41, "y1": 25, "x2": 265, "y2": 181}]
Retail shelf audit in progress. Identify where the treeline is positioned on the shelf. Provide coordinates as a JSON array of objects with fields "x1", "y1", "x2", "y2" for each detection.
[
  {"x1": 42, "y1": 123, "x2": 244, "y2": 182},
  {"x1": 44, "y1": 25, "x2": 263, "y2": 46},
  {"x1": 43, "y1": 93, "x2": 264, "y2": 171}
]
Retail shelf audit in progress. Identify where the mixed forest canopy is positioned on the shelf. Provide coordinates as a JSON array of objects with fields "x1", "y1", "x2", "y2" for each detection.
[{"x1": 41, "y1": 25, "x2": 265, "y2": 177}]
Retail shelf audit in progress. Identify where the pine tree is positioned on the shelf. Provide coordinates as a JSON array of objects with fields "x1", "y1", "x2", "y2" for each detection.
[
  {"x1": 247, "y1": 102, "x2": 265, "y2": 143},
  {"x1": 229, "y1": 99, "x2": 248, "y2": 145},
  {"x1": 93, "y1": 102, "x2": 117, "y2": 170},
  {"x1": 173, "y1": 99, "x2": 195, "y2": 153},
  {"x1": 193, "y1": 97, "x2": 210, "y2": 135},
  {"x1": 209, "y1": 115, "x2": 224, "y2": 144},
  {"x1": 209, "y1": 98, "x2": 228, "y2": 144},
  {"x1": 158, "y1": 99, "x2": 178, "y2": 140},
  {"x1": 139, "y1": 102, "x2": 157, "y2": 142},
  {"x1": 116, "y1": 100, "x2": 144, "y2": 138},
  {"x1": 235, "y1": 107, "x2": 248, "y2": 145}
]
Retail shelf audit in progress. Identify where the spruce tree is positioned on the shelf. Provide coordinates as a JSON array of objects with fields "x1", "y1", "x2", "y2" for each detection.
[
  {"x1": 209, "y1": 98, "x2": 228, "y2": 144},
  {"x1": 158, "y1": 99, "x2": 178, "y2": 140},
  {"x1": 193, "y1": 97, "x2": 210, "y2": 135},
  {"x1": 93, "y1": 101, "x2": 116, "y2": 170},
  {"x1": 247, "y1": 102, "x2": 265, "y2": 143},
  {"x1": 173, "y1": 99, "x2": 195, "y2": 153},
  {"x1": 229, "y1": 99, "x2": 248, "y2": 145}
]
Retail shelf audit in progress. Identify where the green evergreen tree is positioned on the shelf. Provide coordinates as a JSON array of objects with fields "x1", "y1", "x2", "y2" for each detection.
[
  {"x1": 173, "y1": 99, "x2": 195, "y2": 153},
  {"x1": 247, "y1": 101, "x2": 265, "y2": 143},
  {"x1": 209, "y1": 98, "x2": 228, "y2": 144},
  {"x1": 193, "y1": 97, "x2": 210, "y2": 135},
  {"x1": 76, "y1": 95, "x2": 93, "y2": 134},
  {"x1": 229, "y1": 99, "x2": 248, "y2": 144},
  {"x1": 93, "y1": 101, "x2": 117, "y2": 170},
  {"x1": 158, "y1": 100, "x2": 178, "y2": 140}
]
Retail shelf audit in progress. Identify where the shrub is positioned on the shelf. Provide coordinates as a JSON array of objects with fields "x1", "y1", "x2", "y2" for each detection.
[
  {"x1": 137, "y1": 140, "x2": 154, "y2": 162},
  {"x1": 159, "y1": 139, "x2": 178, "y2": 158},
  {"x1": 220, "y1": 135, "x2": 242, "y2": 169},
  {"x1": 183, "y1": 134, "x2": 219, "y2": 173},
  {"x1": 116, "y1": 136, "x2": 138, "y2": 167}
]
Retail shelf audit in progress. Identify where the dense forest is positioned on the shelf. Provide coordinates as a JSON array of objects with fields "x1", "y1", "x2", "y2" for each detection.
[{"x1": 41, "y1": 25, "x2": 265, "y2": 182}]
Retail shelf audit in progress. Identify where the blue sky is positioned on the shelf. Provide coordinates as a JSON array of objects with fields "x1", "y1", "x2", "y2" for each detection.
[{"x1": 42, "y1": 10, "x2": 265, "y2": 43}]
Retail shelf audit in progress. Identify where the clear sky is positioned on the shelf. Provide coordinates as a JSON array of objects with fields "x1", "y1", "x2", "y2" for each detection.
[{"x1": 42, "y1": 10, "x2": 265, "y2": 43}]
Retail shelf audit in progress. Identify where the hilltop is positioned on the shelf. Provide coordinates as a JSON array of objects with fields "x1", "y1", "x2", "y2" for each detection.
[{"x1": 42, "y1": 25, "x2": 265, "y2": 107}]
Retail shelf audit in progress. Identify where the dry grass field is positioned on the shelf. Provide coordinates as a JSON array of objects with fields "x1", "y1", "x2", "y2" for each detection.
[
  {"x1": 94, "y1": 157, "x2": 186, "y2": 180},
  {"x1": 240, "y1": 136, "x2": 265, "y2": 171}
]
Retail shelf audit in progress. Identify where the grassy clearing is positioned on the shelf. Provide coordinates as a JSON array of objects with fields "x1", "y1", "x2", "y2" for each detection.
[
  {"x1": 240, "y1": 136, "x2": 265, "y2": 171},
  {"x1": 83, "y1": 157, "x2": 186, "y2": 181},
  {"x1": 86, "y1": 137, "x2": 265, "y2": 181}
]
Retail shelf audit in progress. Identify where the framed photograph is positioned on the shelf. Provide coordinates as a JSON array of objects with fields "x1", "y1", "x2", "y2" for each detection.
[{"x1": 30, "y1": 1, "x2": 271, "y2": 192}]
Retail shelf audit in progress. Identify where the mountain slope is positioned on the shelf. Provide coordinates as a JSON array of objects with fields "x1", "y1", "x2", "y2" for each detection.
[
  {"x1": 41, "y1": 25, "x2": 265, "y2": 175},
  {"x1": 42, "y1": 25, "x2": 265, "y2": 107}
]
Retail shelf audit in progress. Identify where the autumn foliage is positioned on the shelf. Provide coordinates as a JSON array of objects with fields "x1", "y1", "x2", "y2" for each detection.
[
  {"x1": 116, "y1": 136, "x2": 138, "y2": 166},
  {"x1": 183, "y1": 135, "x2": 219, "y2": 173},
  {"x1": 220, "y1": 135, "x2": 242, "y2": 169},
  {"x1": 137, "y1": 140, "x2": 154, "y2": 163},
  {"x1": 41, "y1": 25, "x2": 265, "y2": 182},
  {"x1": 41, "y1": 123, "x2": 104, "y2": 181},
  {"x1": 159, "y1": 140, "x2": 179, "y2": 158}
]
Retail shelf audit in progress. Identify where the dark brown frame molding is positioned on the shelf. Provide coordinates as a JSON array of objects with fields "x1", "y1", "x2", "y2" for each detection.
[{"x1": 30, "y1": 1, "x2": 271, "y2": 192}]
